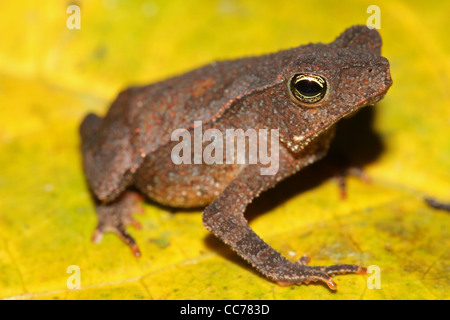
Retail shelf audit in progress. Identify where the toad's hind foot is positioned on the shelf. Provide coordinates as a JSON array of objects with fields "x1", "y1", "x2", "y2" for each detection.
[
  {"x1": 91, "y1": 191, "x2": 145, "y2": 257},
  {"x1": 276, "y1": 255, "x2": 366, "y2": 290}
]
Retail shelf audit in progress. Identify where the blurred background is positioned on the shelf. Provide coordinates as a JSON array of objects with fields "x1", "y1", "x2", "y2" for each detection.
[{"x1": 0, "y1": 0, "x2": 448, "y2": 300}]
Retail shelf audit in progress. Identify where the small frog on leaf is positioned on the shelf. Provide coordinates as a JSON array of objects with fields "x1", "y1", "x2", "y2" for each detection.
[{"x1": 80, "y1": 25, "x2": 392, "y2": 290}]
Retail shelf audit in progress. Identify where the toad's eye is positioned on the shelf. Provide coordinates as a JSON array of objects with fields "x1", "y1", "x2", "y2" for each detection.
[{"x1": 288, "y1": 74, "x2": 328, "y2": 104}]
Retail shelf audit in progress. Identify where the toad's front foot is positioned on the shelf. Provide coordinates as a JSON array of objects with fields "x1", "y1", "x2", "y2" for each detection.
[
  {"x1": 91, "y1": 191, "x2": 145, "y2": 257},
  {"x1": 334, "y1": 166, "x2": 370, "y2": 200},
  {"x1": 274, "y1": 255, "x2": 366, "y2": 290}
]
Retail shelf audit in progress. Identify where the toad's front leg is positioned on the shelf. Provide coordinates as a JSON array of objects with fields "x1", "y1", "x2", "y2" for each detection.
[{"x1": 202, "y1": 152, "x2": 366, "y2": 290}]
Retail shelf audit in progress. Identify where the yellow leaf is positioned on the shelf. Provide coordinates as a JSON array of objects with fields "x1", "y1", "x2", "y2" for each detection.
[{"x1": 0, "y1": 0, "x2": 448, "y2": 300}]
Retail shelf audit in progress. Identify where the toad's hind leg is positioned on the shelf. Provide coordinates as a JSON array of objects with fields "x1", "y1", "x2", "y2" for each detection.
[
  {"x1": 91, "y1": 191, "x2": 145, "y2": 257},
  {"x1": 80, "y1": 113, "x2": 144, "y2": 256}
]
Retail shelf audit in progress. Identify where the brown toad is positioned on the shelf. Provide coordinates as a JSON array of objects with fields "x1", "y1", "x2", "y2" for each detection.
[{"x1": 80, "y1": 25, "x2": 392, "y2": 289}]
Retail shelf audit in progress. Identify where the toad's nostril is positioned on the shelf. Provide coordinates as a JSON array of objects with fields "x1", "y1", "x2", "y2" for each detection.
[{"x1": 385, "y1": 68, "x2": 393, "y2": 86}]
